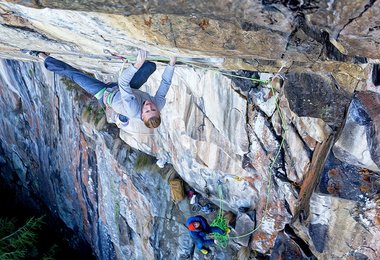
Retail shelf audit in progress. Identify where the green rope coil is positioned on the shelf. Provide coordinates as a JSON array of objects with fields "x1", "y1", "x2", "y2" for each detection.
[
  {"x1": 209, "y1": 184, "x2": 230, "y2": 248},
  {"x1": 210, "y1": 216, "x2": 229, "y2": 248}
]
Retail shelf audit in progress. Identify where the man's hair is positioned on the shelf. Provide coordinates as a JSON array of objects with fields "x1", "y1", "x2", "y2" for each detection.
[{"x1": 144, "y1": 116, "x2": 161, "y2": 128}]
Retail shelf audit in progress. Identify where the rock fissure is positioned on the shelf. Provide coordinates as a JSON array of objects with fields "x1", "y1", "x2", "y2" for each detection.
[
  {"x1": 284, "y1": 224, "x2": 316, "y2": 258},
  {"x1": 336, "y1": 0, "x2": 378, "y2": 41},
  {"x1": 0, "y1": 2, "x2": 380, "y2": 259},
  {"x1": 2, "y1": 23, "x2": 57, "y2": 43}
]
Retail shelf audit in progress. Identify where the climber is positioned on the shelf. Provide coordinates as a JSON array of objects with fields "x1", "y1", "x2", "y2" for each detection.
[
  {"x1": 186, "y1": 215, "x2": 230, "y2": 255},
  {"x1": 22, "y1": 49, "x2": 176, "y2": 129}
]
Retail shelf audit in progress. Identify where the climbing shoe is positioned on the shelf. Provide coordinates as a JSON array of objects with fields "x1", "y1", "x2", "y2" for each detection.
[
  {"x1": 225, "y1": 227, "x2": 231, "y2": 234},
  {"x1": 200, "y1": 249, "x2": 209, "y2": 255}
]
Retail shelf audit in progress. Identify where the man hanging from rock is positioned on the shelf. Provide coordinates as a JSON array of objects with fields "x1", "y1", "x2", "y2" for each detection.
[
  {"x1": 23, "y1": 49, "x2": 176, "y2": 129},
  {"x1": 186, "y1": 215, "x2": 230, "y2": 255}
]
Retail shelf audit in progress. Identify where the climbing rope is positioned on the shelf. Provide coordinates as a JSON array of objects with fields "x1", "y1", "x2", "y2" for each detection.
[
  {"x1": 101, "y1": 50, "x2": 288, "y2": 241},
  {"x1": 103, "y1": 50, "x2": 288, "y2": 244},
  {"x1": 102, "y1": 50, "x2": 271, "y2": 139},
  {"x1": 102, "y1": 49, "x2": 271, "y2": 84},
  {"x1": 207, "y1": 70, "x2": 287, "y2": 245},
  {"x1": 210, "y1": 183, "x2": 230, "y2": 248},
  {"x1": 98, "y1": 50, "x2": 288, "y2": 245},
  {"x1": 228, "y1": 73, "x2": 287, "y2": 240}
]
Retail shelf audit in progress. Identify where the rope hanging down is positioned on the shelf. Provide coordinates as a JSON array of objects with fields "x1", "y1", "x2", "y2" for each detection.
[
  {"x1": 106, "y1": 50, "x2": 288, "y2": 241},
  {"x1": 210, "y1": 72, "x2": 288, "y2": 243},
  {"x1": 210, "y1": 184, "x2": 230, "y2": 248}
]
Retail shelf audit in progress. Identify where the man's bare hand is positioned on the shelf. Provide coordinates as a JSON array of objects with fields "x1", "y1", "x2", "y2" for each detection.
[
  {"x1": 169, "y1": 56, "x2": 176, "y2": 66},
  {"x1": 134, "y1": 50, "x2": 147, "y2": 69}
]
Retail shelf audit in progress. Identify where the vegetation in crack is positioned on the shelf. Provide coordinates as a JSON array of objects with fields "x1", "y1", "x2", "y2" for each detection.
[
  {"x1": 82, "y1": 105, "x2": 105, "y2": 125},
  {"x1": 134, "y1": 153, "x2": 159, "y2": 171}
]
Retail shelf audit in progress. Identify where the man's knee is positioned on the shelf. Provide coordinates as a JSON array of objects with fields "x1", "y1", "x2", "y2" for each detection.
[
  {"x1": 195, "y1": 241, "x2": 204, "y2": 249},
  {"x1": 44, "y1": 56, "x2": 71, "y2": 72},
  {"x1": 144, "y1": 61, "x2": 156, "y2": 73}
]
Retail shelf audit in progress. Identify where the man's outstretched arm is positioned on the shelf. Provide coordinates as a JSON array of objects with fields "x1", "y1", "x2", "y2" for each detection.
[
  {"x1": 118, "y1": 50, "x2": 147, "y2": 92},
  {"x1": 154, "y1": 56, "x2": 176, "y2": 108},
  {"x1": 118, "y1": 50, "x2": 147, "y2": 117}
]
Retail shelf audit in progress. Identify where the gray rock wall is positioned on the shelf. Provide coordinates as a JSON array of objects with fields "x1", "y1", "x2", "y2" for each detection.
[{"x1": 0, "y1": 1, "x2": 380, "y2": 259}]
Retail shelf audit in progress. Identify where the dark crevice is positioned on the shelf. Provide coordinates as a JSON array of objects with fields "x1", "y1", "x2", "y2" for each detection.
[
  {"x1": 240, "y1": 20, "x2": 289, "y2": 38},
  {"x1": 290, "y1": 121, "x2": 313, "y2": 158},
  {"x1": 284, "y1": 224, "x2": 316, "y2": 258},
  {"x1": 252, "y1": 128, "x2": 270, "y2": 157},
  {"x1": 281, "y1": 26, "x2": 298, "y2": 59},
  {"x1": 168, "y1": 19, "x2": 177, "y2": 48},
  {"x1": 242, "y1": 153, "x2": 257, "y2": 172},
  {"x1": 294, "y1": 13, "x2": 323, "y2": 42},
  {"x1": 353, "y1": 56, "x2": 368, "y2": 64},
  {"x1": 262, "y1": 0, "x2": 319, "y2": 12},
  {"x1": 274, "y1": 168, "x2": 289, "y2": 183},
  {"x1": 228, "y1": 69, "x2": 260, "y2": 97},
  {"x1": 322, "y1": 31, "x2": 347, "y2": 62},
  {"x1": 336, "y1": 0, "x2": 377, "y2": 40},
  {"x1": 372, "y1": 64, "x2": 380, "y2": 86},
  {"x1": 56, "y1": 96, "x2": 63, "y2": 135},
  {"x1": 33, "y1": 0, "x2": 44, "y2": 8},
  {"x1": 283, "y1": 199, "x2": 293, "y2": 217},
  {"x1": 291, "y1": 13, "x2": 369, "y2": 64},
  {"x1": 2, "y1": 24, "x2": 59, "y2": 43},
  {"x1": 295, "y1": 14, "x2": 348, "y2": 62}
]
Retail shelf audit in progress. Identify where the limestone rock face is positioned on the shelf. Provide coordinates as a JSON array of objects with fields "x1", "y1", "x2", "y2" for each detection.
[
  {"x1": 333, "y1": 91, "x2": 380, "y2": 172},
  {"x1": 284, "y1": 72, "x2": 352, "y2": 129},
  {"x1": 0, "y1": 1, "x2": 380, "y2": 259},
  {"x1": 306, "y1": 0, "x2": 380, "y2": 59},
  {"x1": 294, "y1": 193, "x2": 380, "y2": 259},
  {"x1": 0, "y1": 59, "x2": 201, "y2": 260}
]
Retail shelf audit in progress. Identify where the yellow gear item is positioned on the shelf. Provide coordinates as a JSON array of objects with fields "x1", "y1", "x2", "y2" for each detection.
[
  {"x1": 234, "y1": 176, "x2": 243, "y2": 181},
  {"x1": 200, "y1": 249, "x2": 209, "y2": 255},
  {"x1": 225, "y1": 227, "x2": 231, "y2": 234}
]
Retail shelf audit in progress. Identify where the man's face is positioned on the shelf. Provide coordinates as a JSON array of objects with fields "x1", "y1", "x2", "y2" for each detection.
[
  {"x1": 193, "y1": 222, "x2": 200, "y2": 229},
  {"x1": 142, "y1": 101, "x2": 160, "y2": 121}
]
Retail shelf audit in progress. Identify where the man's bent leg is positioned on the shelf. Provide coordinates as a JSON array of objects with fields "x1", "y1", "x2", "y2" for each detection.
[
  {"x1": 130, "y1": 61, "x2": 156, "y2": 89},
  {"x1": 44, "y1": 56, "x2": 107, "y2": 99}
]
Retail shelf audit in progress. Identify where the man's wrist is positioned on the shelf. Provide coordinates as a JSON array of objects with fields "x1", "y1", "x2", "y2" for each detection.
[
  {"x1": 134, "y1": 62, "x2": 144, "y2": 69},
  {"x1": 169, "y1": 57, "x2": 176, "y2": 66}
]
